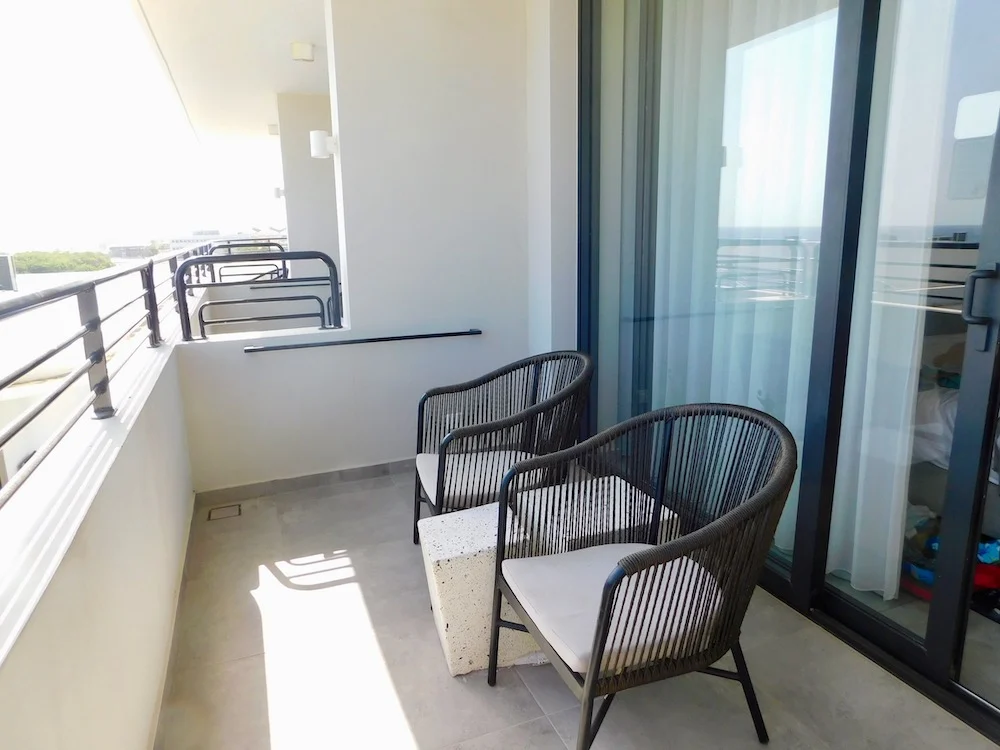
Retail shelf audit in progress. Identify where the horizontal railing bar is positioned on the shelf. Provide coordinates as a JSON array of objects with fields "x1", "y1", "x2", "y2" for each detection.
[
  {"x1": 0, "y1": 355, "x2": 97, "y2": 452},
  {"x1": 249, "y1": 281, "x2": 330, "y2": 290},
  {"x1": 218, "y1": 264, "x2": 282, "y2": 279},
  {"x1": 100, "y1": 288, "x2": 149, "y2": 324},
  {"x1": 154, "y1": 276, "x2": 175, "y2": 291},
  {"x1": 0, "y1": 243, "x2": 214, "y2": 323},
  {"x1": 211, "y1": 241, "x2": 286, "y2": 254},
  {"x1": 104, "y1": 313, "x2": 150, "y2": 355},
  {"x1": 243, "y1": 328, "x2": 483, "y2": 354},
  {"x1": 200, "y1": 294, "x2": 328, "y2": 307},
  {"x1": 0, "y1": 325, "x2": 90, "y2": 392},
  {"x1": 182, "y1": 275, "x2": 331, "y2": 290},
  {"x1": 873, "y1": 300, "x2": 962, "y2": 314},
  {"x1": 203, "y1": 312, "x2": 324, "y2": 330},
  {"x1": 0, "y1": 389, "x2": 99, "y2": 513},
  {"x1": 198, "y1": 295, "x2": 327, "y2": 337},
  {"x1": 181, "y1": 278, "x2": 301, "y2": 290}
]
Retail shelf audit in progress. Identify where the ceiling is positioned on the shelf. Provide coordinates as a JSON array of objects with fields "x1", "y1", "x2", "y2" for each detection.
[{"x1": 135, "y1": 0, "x2": 330, "y2": 137}]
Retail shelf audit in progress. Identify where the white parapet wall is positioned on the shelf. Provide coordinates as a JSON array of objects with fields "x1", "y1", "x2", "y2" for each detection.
[{"x1": 0, "y1": 349, "x2": 195, "y2": 749}]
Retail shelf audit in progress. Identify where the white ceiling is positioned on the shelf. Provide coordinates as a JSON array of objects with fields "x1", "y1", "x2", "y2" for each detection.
[{"x1": 135, "y1": 0, "x2": 330, "y2": 137}]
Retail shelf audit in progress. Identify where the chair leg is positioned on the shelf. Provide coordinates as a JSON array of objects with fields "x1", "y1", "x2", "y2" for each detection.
[
  {"x1": 412, "y1": 474, "x2": 423, "y2": 545},
  {"x1": 733, "y1": 640, "x2": 769, "y2": 744},
  {"x1": 576, "y1": 692, "x2": 597, "y2": 750},
  {"x1": 590, "y1": 693, "x2": 615, "y2": 739},
  {"x1": 486, "y1": 586, "x2": 503, "y2": 686}
]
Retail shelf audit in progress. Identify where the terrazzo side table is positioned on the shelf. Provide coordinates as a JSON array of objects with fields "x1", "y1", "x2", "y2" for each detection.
[{"x1": 418, "y1": 504, "x2": 545, "y2": 677}]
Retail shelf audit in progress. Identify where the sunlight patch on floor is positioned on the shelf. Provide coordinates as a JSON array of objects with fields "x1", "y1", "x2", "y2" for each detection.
[{"x1": 252, "y1": 555, "x2": 418, "y2": 749}]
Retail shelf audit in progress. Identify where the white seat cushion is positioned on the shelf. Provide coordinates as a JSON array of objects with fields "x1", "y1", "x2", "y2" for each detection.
[
  {"x1": 416, "y1": 450, "x2": 534, "y2": 507},
  {"x1": 502, "y1": 544, "x2": 722, "y2": 674}
]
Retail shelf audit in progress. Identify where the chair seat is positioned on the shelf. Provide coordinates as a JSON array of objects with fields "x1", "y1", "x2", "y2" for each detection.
[
  {"x1": 502, "y1": 544, "x2": 723, "y2": 674},
  {"x1": 416, "y1": 450, "x2": 534, "y2": 508}
]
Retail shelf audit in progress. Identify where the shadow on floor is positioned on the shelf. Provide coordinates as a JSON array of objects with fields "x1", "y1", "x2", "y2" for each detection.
[{"x1": 156, "y1": 468, "x2": 998, "y2": 750}]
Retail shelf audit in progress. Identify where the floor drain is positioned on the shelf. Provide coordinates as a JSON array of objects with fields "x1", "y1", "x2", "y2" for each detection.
[{"x1": 207, "y1": 504, "x2": 241, "y2": 521}]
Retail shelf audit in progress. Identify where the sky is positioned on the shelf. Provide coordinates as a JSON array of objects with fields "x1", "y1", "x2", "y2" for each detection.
[{"x1": 0, "y1": 0, "x2": 287, "y2": 253}]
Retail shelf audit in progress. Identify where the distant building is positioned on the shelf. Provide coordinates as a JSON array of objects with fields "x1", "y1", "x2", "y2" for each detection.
[{"x1": 168, "y1": 230, "x2": 222, "y2": 251}]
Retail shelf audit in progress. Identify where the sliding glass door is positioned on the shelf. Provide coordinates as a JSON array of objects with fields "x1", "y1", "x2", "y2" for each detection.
[
  {"x1": 821, "y1": 0, "x2": 1000, "y2": 693},
  {"x1": 594, "y1": 0, "x2": 839, "y2": 570},
  {"x1": 581, "y1": 0, "x2": 1000, "y2": 730}
]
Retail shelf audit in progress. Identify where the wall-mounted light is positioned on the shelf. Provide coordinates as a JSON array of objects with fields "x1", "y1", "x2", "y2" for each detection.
[
  {"x1": 310, "y1": 130, "x2": 338, "y2": 159},
  {"x1": 291, "y1": 42, "x2": 315, "y2": 62}
]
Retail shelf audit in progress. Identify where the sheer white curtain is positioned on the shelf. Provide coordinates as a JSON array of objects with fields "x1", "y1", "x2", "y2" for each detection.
[
  {"x1": 826, "y1": 0, "x2": 957, "y2": 598},
  {"x1": 644, "y1": 0, "x2": 837, "y2": 549}
]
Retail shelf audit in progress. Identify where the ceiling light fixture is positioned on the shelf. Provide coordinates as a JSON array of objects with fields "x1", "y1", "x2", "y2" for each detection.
[{"x1": 291, "y1": 42, "x2": 315, "y2": 62}]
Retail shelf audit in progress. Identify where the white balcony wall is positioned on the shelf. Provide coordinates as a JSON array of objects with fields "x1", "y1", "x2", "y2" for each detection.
[
  {"x1": 179, "y1": 0, "x2": 549, "y2": 492},
  {"x1": 0, "y1": 352, "x2": 193, "y2": 749}
]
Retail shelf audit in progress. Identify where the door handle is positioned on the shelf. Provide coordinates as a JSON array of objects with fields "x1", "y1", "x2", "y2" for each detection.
[{"x1": 962, "y1": 266, "x2": 998, "y2": 325}]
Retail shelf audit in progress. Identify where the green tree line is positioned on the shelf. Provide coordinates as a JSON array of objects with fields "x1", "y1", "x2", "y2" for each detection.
[{"x1": 13, "y1": 251, "x2": 114, "y2": 274}]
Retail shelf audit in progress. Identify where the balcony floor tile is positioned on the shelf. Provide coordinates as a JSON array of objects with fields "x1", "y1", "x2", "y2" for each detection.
[{"x1": 156, "y1": 465, "x2": 995, "y2": 750}]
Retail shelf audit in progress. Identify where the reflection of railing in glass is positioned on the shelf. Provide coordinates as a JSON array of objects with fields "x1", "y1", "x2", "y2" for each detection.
[
  {"x1": 716, "y1": 237, "x2": 816, "y2": 302},
  {"x1": 871, "y1": 239, "x2": 979, "y2": 315}
]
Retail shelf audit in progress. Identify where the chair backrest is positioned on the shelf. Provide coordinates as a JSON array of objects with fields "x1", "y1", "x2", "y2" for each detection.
[
  {"x1": 589, "y1": 404, "x2": 797, "y2": 687},
  {"x1": 501, "y1": 404, "x2": 796, "y2": 687},
  {"x1": 440, "y1": 350, "x2": 592, "y2": 455}
]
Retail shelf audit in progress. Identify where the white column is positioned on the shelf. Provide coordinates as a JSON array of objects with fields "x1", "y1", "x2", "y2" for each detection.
[
  {"x1": 276, "y1": 93, "x2": 339, "y2": 280},
  {"x1": 527, "y1": 0, "x2": 578, "y2": 354},
  {"x1": 322, "y1": 0, "x2": 530, "y2": 361}
]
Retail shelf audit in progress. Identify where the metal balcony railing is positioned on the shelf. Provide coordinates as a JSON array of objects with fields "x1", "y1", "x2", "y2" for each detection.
[
  {"x1": 174, "y1": 250, "x2": 343, "y2": 339},
  {"x1": 0, "y1": 240, "x2": 217, "y2": 510}
]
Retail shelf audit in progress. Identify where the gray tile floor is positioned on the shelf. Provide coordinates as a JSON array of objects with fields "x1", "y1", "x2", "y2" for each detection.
[
  {"x1": 826, "y1": 574, "x2": 1000, "y2": 709},
  {"x1": 156, "y1": 466, "x2": 997, "y2": 749}
]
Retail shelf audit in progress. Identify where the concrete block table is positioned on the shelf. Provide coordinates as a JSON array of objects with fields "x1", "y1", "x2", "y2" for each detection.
[
  {"x1": 418, "y1": 476, "x2": 680, "y2": 677},
  {"x1": 418, "y1": 504, "x2": 545, "y2": 677}
]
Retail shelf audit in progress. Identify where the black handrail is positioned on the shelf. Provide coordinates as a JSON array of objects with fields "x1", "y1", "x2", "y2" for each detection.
[
  {"x1": 243, "y1": 328, "x2": 482, "y2": 354},
  {"x1": 174, "y1": 250, "x2": 343, "y2": 339},
  {"x1": 0, "y1": 243, "x2": 202, "y2": 324},
  {"x1": 211, "y1": 240, "x2": 287, "y2": 253}
]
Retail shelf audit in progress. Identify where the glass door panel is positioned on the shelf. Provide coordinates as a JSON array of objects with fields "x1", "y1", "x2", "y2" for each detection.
[
  {"x1": 596, "y1": 0, "x2": 839, "y2": 575},
  {"x1": 825, "y1": 0, "x2": 1000, "y2": 648}
]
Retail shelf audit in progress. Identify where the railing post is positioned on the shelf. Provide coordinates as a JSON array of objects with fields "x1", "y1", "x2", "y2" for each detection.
[
  {"x1": 77, "y1": 284, "x2": 115, "y2": 419},
  {"x1": 141, "y1": 261, "x2": 161, "y2": 347},
  {"x1": 168, "y1": 257, "x2": 179, "y2": 308},
  {"x1": 175, "y1": 261, "x2": 194, "y2": 341}
]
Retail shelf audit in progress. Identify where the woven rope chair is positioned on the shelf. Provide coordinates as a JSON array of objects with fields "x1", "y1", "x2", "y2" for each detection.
[
  {"x1": 413, "y1": 351, "x2": 593, "y2": 543},
  {"x1": 487, "y1": 404, "x2": 797, "y2": 749}
]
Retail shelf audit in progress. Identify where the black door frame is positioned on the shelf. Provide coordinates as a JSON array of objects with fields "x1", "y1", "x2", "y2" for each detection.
[{"x1": 577, "y1": 0, "x2": 1000, "y2": 738}]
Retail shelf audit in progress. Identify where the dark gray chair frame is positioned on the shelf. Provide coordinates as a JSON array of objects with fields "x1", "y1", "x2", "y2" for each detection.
[
  {"x1": 413, "y1": 351, "x2": 593, "y2": 543},
  {"x1": 487, "y1": 403, "x2": 797, "y2": 749}
]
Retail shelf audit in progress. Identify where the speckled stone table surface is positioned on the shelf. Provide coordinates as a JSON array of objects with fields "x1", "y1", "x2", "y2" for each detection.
[{"x1": 418, "y1": 504, "x2": 545, "y2": 677}]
